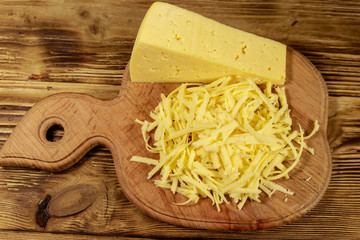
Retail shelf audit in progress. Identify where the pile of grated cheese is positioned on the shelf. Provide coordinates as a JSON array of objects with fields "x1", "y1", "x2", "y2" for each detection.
[{"x1": 131, "y1": 75, "x2": 319, "y2": 212}]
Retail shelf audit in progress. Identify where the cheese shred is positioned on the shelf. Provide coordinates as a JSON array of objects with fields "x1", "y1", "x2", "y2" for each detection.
[{"x1": 131, "y1": 75, "x2": 318, "y2": 211}]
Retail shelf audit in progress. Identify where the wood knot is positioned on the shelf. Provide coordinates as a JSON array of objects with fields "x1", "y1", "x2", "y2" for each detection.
[
  {"x1": 36, "y1": 195, "x2": 51, "y2": 228},
  {"x1": 79, "y1": 10, "x2": 90, "y2": 18},
  {"x1": 36, "y1": 184, "x2": 97, "y2": 228},
  {"x1": 28, "y1": 72, "x2": 50, "y2": 81},
  {"x1": 89, "y1": 23, "x2": 100, "y2": 35}
]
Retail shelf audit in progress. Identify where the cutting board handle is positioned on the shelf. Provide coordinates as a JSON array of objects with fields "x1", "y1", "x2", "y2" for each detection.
[
  {"x1": 0, "y1": 64, "x2": 154, "y2": 172},
  {"x1": 0, "y1": 92, "x2": 123, "y2": 171}
]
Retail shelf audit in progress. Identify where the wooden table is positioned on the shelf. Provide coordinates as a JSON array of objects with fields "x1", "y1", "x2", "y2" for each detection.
[{"x1": 0, "y1": 0, "x2": 359, "y2": 239}]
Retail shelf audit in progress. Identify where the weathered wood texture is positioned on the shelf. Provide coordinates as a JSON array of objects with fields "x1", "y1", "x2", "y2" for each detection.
[
  {"x1": 0, "y1": 49, "x2": 331, "y2": 231},
  {"x1": 0, "y1": 230, "x2": 151, "y2": 240},
  {"x1": 0, "y1": 0, "x2": 359, "y2": 239}
]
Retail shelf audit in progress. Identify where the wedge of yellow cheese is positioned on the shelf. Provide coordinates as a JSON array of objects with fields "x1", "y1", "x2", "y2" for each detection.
[{"x1": 130, "y1": 2, "x2": 286, "y2": 84}]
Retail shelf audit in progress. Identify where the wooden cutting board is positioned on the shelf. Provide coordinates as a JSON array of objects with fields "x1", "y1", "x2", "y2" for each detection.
[{"x1": 0, "y1": 47, "x2": 331, "y2": 231}]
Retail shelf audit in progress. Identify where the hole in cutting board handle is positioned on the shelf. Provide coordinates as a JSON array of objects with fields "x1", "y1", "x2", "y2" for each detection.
[
  {"x1": 39, "y1": 116, "x2": 68, "y2": 145},
  {"x1": 46, "y1": 124, "x2": 65, "y2": 142}
]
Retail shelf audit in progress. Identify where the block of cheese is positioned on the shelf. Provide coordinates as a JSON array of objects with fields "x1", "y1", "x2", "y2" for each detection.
[{"x1": 130, "y1": 2, "x2": 286, "y2": 84}]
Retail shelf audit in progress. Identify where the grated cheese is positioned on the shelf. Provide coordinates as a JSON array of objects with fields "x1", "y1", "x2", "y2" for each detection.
[{"x1": 131, "y1": 75, "x2": 318, "y2": 212}]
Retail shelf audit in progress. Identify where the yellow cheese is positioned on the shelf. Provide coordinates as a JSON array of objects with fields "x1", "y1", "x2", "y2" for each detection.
[
  {"x1": 130, "y1": 2, "x2": 286, "y2": 84},
  {"x1": 131, "y1": 75, "x2": 318, "y2": 211}
]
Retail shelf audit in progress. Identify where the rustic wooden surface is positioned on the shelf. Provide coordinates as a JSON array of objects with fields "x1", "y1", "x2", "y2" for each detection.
[
  {"x1": 0, "y1": 0, "x2": 359, "y2": 239},
  {"x1": 0, "y1": 47, "x2": 332, "y2": 231}
]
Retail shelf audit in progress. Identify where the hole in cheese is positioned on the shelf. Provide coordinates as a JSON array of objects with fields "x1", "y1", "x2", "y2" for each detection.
[{"x1": 131, "y1": 75, "x2": 318, "y2": 212}]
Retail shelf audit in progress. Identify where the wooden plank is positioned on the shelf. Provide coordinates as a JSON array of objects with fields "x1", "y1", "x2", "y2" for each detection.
[
  {"x1": 0, "y1": 230, "x2": 154, "y2": 240},
  {"x1": 0, "y1": 0, "x2": 358, "y2": 239}
]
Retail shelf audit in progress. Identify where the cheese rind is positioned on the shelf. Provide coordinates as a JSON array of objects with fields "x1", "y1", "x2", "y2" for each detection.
[{"x1": 130, "y1": 2, "x2": 286, "y2": 84}]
